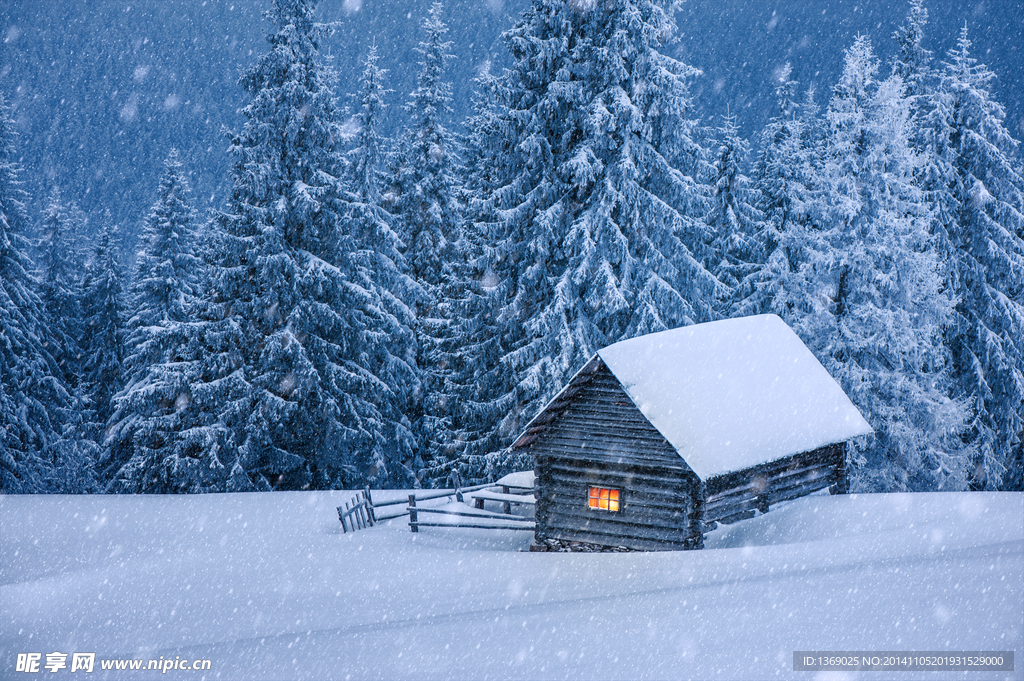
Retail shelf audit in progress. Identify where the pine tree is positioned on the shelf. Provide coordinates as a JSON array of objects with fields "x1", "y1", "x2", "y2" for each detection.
[
  {"x1": 926, "y1": 27, "x2": 1024, "y2": 490},
  {"x1": 38, "y1": 187, "x2": 84, "y2": 392},
  {"x1": 424, "y1": 67, "x2": 510, "y2": 486},
  {"x1": 774, "y1": 37, "x2": 969, "y2": 491},
  {"x1": 891, "y1": 0, "x2": 933, "y2": 99},
  {"x1": 385, "y1": 3, "x2": 466, "y2": 484},
  {"x1": 738, "y1": 66, "x2": 823, "y2": 318},
  {"x1": 204, "y1": 0, "x2": 418, "y2": 490},
  {"x1": 705, "y1": 115, "x2": 763, "y2": 302},
  {"x1": 104, "y1": 151, "x2": 241, "y2": 493},
  {"x1": 388, "y1": 2, "x2": 462, "y2": 291},
  {"x1": 126, "y1": 150, "x2": 204, "y2": 365},
  {"x1": 80, "y1": 219, "x2": 127, "y2": 440},
  {"x1": 455, "y1": 0, "x2": 722, "y2": 481},
  {"x1": 345, "y1": 44, "x2": 423, "y2": 487},
  {"x1": 0, "y1": 95, "x2": 70, "y2": 492}
]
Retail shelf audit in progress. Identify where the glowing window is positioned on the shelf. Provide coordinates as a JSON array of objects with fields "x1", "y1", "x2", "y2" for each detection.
[{"x1": 588, "y1": 486, "x2": 620, "y2": 512}]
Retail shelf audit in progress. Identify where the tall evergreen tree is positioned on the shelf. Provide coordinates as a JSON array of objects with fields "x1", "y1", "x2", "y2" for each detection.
[
  {"x1": 199, "y1": 0, "x2": 417, "y2": 490},
  {"x1": 345, "y1": 44, "x2": 423, "y2": 486},
  {"x1": 385, "y1": 3, "x2": 466, "y2": 483},
  {"x1": 455, "y1": 0, "x2": 722, "y2": 481},
  {"x1": 738, "y1": 66, "x2": 823, "y2": 318},
  {"x1": 423, "y1": 67, "x2": 510, "y2": 486},
  {"x1": 773, "y1": 37, "x2": 969, "y2": 491},
  {"x1": 705, "y1": 115, "x2": 763, "y2": 302},
  {"x1": 80, "y1": 219, "x2": 127, "y2": 440},
  {"x1": 126, "y1": 151, "x2": 204, "y2": 365},
  {"x1": 891, "y1": 0, "x2": 933, "y2": 98},
  {"x1": 388, "y1": 2, "x2": 462, "y2": 291},
  {"x1": 104, "y1": 151, "x2": 242, "y2": 493},
  {"x1": 925, "y1": 27, "x2": 1024, "y2": 490},
  {"x1": 0, "y1": 95, "x2": 70, "y2": 492},
  {"x1": 38, "y1": 187, "x2": 84, "y2": 392}
]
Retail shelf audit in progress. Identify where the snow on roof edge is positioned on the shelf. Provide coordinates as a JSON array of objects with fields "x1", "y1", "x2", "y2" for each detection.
[{"x1": 597, "y1": 315, "x2": 873, "y2": 479}]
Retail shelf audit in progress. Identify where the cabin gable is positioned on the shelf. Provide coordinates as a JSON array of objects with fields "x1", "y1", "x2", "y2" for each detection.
[{"x1": 523, "y1": 360, "x2": 704, "y2": 551}]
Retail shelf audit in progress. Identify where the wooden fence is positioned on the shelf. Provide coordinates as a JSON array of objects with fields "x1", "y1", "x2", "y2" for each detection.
[
  {"x1": 337, "y1": 488, "x2": 375, "y2": 533},
  {"x1": 337, "y1": 475, "x2": 537, "y2": 535},
  {"x1": 407, "y1": 494, "x2": 536, "y2": 533}
]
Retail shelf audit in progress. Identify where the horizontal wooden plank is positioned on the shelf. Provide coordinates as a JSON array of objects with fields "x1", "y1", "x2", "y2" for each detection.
[
  {"x1": 537, "y1": 506, "x2": 692, "y2": 533},
  {"x1": 538, "y1": 479, "x2": 689, "y2": 507},
  {"x1": 540, "y1": 460, "x2": 695, "y2": 487},
  {"x1": 539, "y1": 419, "x2": 671, "y2": 443},
  {"x1": 413, "y1": 507, "x2": 529, "y2": 520},
  {"x1": 705, "y1": 444, "x2": 844, "y2": 495},
  {"x1": 541, "y1": 506, "x2": 693, "y2": 535},
  {"x1": 410, "y1": 522, "x2": 536, "y2": 531},
  {"x1": 714, "y1": 509, "x2": 757, "y2": 525},
  {"x1": 540, "y1": 527, "x2": 698, "y2": 551},
  {"x1": 705, "y1": 463, "x2": 836, "y2": 504}
]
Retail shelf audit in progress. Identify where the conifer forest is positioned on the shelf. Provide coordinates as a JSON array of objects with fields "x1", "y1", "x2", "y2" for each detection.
[{"x1": 2, "y1": 0, "x2": 1023, "y2": 495}]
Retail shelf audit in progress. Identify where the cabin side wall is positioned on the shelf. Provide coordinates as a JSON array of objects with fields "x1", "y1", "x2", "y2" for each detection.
[
  {"x1": 703, "y1": 442, "x2": 847, "y2": 526},
  {"x1": 530, "y1": 366, "x2": 703, "y2": 551}
]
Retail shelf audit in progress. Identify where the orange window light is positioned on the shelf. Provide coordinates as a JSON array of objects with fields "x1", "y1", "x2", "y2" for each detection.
[{"x1": 588, "y1": 486, "x2": 620, "y2": 512}]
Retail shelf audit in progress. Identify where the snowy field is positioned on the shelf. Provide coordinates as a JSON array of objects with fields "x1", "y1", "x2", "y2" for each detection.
[{"x1": 2, "y1": 490, "x2": 1021, "y2": 681}]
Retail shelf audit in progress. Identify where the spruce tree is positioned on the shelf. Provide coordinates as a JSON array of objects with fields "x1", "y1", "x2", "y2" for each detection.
[
  {"x1": 345, "y1": 44, "x2": 423, "y2": 487},
  {"x1": 38, "y1": 187, "x2": 84, "y2": 393},
  {"x1": 891, "y1": 0, "x2": 933, "y2": 99},
  {"x1": 424, "y1": 68, "x2": 510, "y2": 486},
  {"x1": 926, "y1": 27, "x2": 1024, "y2": 490},
  {"x1": 80, "y1": 219, "x2": 127, "y2": 440},
  {"x1": 456, "y1": 0, "x2": 722, "y2": 481},
  {"x1": 0, "y1": 95, "x2": 70, "y2": 492},
  {"x1": 775, "y1": 37, "x2": 969, "y2": 491},
  {"x1": 388, "y1": 2, "x2": 462, "y2": 291},
  {"x1": 104, "y1": 151, "x2": 242, "y2": 492},
  {"x1": 209, "y1": 0, "x2": 417, "y2": 490},
  {"x1": 705, "y1": 115, "x2": 763, "y2": 302},
  {"x1": 386, "y1": 3, "x2": 466, "y2": 484}
]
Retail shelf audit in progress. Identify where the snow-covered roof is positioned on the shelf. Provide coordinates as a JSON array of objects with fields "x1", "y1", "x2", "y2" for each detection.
[{"x1": 593, "y1": 314, "x2": 872, "y2": 479}]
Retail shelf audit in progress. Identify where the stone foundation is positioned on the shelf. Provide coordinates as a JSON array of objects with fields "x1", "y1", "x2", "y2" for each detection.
[{"x1": 528, "y1": 537, "x2": 635, "y2": 553}]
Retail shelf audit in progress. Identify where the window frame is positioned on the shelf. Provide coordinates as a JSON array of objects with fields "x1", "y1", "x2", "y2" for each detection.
[{"x1": 587, "y1": 485, "x2": 622, "y2": 512}]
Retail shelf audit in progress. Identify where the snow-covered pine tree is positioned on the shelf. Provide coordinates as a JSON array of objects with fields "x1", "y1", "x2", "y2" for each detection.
[
  {"x1": 388, "y1": 2, "x2": 462, "y2": 290},
  {"x1": 891, "y1": 0, "x2": 933, "y2": 98},
  {"x1": 455, "y1": 0, "x2": 722, "y2": 481},
  {"x1": 705, "y1": 115, "x2": 763, "y2": 304},
  {"x1": 103, "y1": 150, "x2": 243, "y2": 493},
  {"x1": 37, "y1": 187, "x2": 84, "y2": 393},
  {"x1": 125, "y1": 150, "x2": 204, "y2": 367},
  {"x1": 925, "y1": 26, "x2": 1024, "y2": 490},
  {"x1": 210, "y1": 0, "x2": 417, "y2": 490},
  {"x1": 737, "y1": 65, "x2": 822, "y2": 318},
  {"x1": 421, "y1": 66, "x2": 510, "y2": 486},
  {"x1": 778, "y1": 37, "x2": 969, "y2": 491},
  {"x1": 344, "y1": 45, "x2": 422, "y2": 487},
  {"x1": 385, "y1": 3, "x2": 466, "y2": 484},
  {"x1": 79, "y1": 219, "x2": 127, "y2": 441},
  {"x1": 0, "y1": 95, "x2": 71, "y2": 492}
]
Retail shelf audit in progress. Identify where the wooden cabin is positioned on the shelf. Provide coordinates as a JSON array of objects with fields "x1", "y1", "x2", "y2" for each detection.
[{"x1": 511, "y1": 314, "x2": 873, "y2": 552}]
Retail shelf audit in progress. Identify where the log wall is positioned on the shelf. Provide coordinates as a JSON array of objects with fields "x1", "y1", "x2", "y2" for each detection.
[
  {"x1": 703, "y1": 442, "x2": 847, "y2": 526},
  {"x1": 528, "y1": 362, "x2": 704, "y2": 551}
]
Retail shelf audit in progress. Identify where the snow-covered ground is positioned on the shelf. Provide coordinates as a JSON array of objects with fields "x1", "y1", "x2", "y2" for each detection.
[{"x1": 2, "y1": 490, "x2": 1021, "y2": 680}]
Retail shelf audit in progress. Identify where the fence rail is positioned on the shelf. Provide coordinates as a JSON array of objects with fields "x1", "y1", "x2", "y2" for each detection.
[
  {"x1": 407, "y1": 494, "x2": 536, "y2": 533},
  {"x1": 336, "y1": 476, "x2": 538, "y2": 535}
]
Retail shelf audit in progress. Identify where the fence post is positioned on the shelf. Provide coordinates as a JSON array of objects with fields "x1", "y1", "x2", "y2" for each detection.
[
  {"x1": 337, "y1": 505, "x2": 347, "y2": 533},
  {"x1": 501, "y1": 485, "x2": 511, "y2": 514},
  {"x1": 364, "y1": 486, "x2": 376, "y2": 523},
  {"x1": 409, "y1": 494, "x2": 418, "y2": 533}
]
